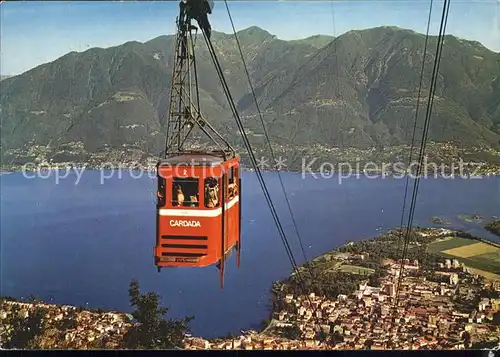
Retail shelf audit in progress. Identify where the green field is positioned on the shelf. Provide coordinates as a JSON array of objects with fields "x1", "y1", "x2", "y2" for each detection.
[
  {"x1": 463, "y1": 251, "x2": 500, "y2": 273},
  {"x1": 475, "y1": 252, "x2": 500, "y2": 263},
  {"x1": 426, "y1": 237, "x2": 474, "y2": 253},
  {"x1": 437, "y1": 251, "x2": 500, "y2": 273},
  {"x1": 427, "y1": 237, "x2": 500, "y2": 276},
  {"x1": 337, "y1": 265, "x2": 375, "y2": 276}
]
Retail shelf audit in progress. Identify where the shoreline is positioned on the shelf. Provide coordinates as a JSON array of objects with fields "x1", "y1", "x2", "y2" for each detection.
[
  {"x1": 485, "y1": 219, "x2": 500, "y2": 238},
  {"x1": 2, "y1": 225, "x2": 500, "y2": 349},
  {"x1": 261, "y1": 226, "x2": 500, "y2": 349},
  {"x1": 441, "y1": 229, "x2": 500, "y2": 248},
  {"x1": 2, "y1": 166, "x2": 500, "y2": 178}
]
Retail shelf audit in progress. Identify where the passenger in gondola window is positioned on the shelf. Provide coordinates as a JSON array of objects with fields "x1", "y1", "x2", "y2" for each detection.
[
  {"x1": 172, "y1": 177, "x2": 199, "y2": 207},
  {"x1": 204, "y1": 177, "x2": 219, "y2": 208},
  {"x1": 227, "y1": 167, "x2": 237, "y2": 199},
  {"x1": 228, "y1": 182, "x2": 237, "y2": 199},
  {"x1": 188, "y1": 194, "x2": 198, "y2": 207},
  {"x1": 173, "y1": 184, "x2": 184, "y2": 206},
  {"x1": 157, "y1": 178, "x2": 166, "y2": 206}
]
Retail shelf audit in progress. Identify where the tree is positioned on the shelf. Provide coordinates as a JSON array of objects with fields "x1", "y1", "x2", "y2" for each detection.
[
  {"x1": 331, "y1": 330, "x2": 343, "y2": 344},
  {"x1": 123, "y1": 279, "x2": 194, "y2": 349},
  {"x1": 368, "y1": 271, "x2": 382, "y2": 286},
  {"x1": 281, "y1": 325, "x2": 302, "y2": 340},
  {"x1": 260, "y1": 319, "x2": 270, "y2": 330},
  {"x1": 3, "y1": 305, "x2": 47, "y2": 349},
  {"x1": 221, "y1": 332, "x2": 234, "y2": 339},
  {"x1": 56, "y1": 308, "x2": 78, "y2": 331},
  {"x1": 462, "y1": 330, "x2": 472, "y2": 348},
  {"x1": 0, "y1": 296, "x2": 19, "y2": 303},
  {"x1": 27, "y1": 295, "x2": 38, "y2": 303},
  {"x1": 493, "y1": 311, "x2": 500, "y2": 326}
]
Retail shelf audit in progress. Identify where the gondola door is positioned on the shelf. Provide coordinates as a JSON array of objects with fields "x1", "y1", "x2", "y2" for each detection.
[
  {"x1": 224, "y1": 170, "x2": 229, "y2": 256},
  {"x1": 219, "y1": 172, "x2": 226, "y2": 288}
]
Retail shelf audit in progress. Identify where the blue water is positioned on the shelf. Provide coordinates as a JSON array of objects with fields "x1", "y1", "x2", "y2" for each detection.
[{"x1": 1, "y1": 170, "x2": 499, "y2": 338}]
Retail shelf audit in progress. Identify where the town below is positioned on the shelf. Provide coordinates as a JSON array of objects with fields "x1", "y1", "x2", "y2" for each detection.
[
  {"x1": 3, "y1": 141, "x2": 500, "y2": 176},
  {"x1": 1, "y1": 226, "x2": 499, "y2": 350}
]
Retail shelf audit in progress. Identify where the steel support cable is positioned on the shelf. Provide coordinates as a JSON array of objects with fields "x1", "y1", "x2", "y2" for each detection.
[
  {"x1": 222, "y1": 2, "x2": 329, "y2": 341},
  {"x1": 397, "y1": 0, "x2": 434, "y2": 244},
  {"x1": 394, "y1": 0, "x2": 434, "y2": 295},
  {"x1": 395, "y1": 0, "x2": 451, "y2": 303},
  {"x1": 219, "y1": 0, "x2": 332, "y2": 342},
  {"x1": 393, "y1": 0, "x2": 451, "y2": 318},
  {"x1": 200, "y1": 29, "x2": 301, "y2": 276},
  {"x1": 401, "y1": 0, "x2": 451, "y2": 268},
  {"x1": 222, "y1": 0, "x2": 310, "y2": 270},
  {"x1": 201, "y1": 28, "x2": 328, "y2": 340},
  {"x1": 419, "y1": 1, "x2": 451, "y2": 165}
]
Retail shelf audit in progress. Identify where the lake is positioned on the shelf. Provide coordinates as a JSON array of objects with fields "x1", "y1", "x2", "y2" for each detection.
[{"x1": 1, "y1": 170, "x2": 499, "y2": 338}]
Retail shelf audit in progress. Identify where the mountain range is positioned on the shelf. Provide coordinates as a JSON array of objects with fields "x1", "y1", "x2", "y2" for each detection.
[{"x1": 1, "y1": 26, "x2": 499, "y2": 165}]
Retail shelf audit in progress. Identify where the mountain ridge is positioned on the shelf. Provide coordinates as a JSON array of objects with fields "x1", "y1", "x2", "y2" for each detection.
[{"x1": 1, "y1": 25, "x2": 499, "y2": 166}]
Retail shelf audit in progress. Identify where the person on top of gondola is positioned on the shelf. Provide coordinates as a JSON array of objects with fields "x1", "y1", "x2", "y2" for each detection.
[{"x1": 180, "y1": 0, "x2": 214, "y2": 39}]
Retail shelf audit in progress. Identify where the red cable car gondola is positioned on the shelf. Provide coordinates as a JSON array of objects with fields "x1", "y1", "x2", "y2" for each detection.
[{"x1": 154, "y1": 0, "x2": 241, "y2": 288}]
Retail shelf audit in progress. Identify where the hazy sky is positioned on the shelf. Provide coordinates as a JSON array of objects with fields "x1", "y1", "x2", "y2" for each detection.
[{"x1": 1, "y1": 0, "x2": 499, "y2": 75}]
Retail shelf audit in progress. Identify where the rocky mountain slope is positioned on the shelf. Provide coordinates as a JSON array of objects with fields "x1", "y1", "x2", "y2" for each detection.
[
  {"x1": 1, "y1": 26, "x2": 499, "y2": 163},
  {"x1": 239, "y1": 27, "x2": 500, "y2": 149}
]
